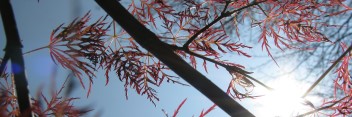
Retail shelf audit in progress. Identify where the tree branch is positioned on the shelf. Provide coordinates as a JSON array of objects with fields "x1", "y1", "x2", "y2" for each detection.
[
  {"x1": 95, "y1": 0, "x2": 254, "y2": 116},
  {"x1": 256, "y1": 4, "x2": 268, "y2": 17},
  {"x1": 182, "y1": 0, "x2": 265, "y2": 49},
  {"x1": 0, "y1": 54, "x2": 9, "y2": 76},
  {"x1": 301, "y1": 44, "x2": 352, "y2": 98},
  {"x1": 226, "y1": 1, "x2": 266, "y2": 16},
  {"x1": 0, "y1": 0, "x2": 32, "y2": 116},
  {"x1": 296, "y1": 96, "x2": 349, "y2": 117},
  {"x1": 182, "y1": 2, "x2": 230, "y2": 49},
  {"x1": 170, "y1": 45, "x2": 273, "y2": 90}
]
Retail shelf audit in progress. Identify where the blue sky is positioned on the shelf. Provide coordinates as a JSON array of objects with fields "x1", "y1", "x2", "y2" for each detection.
[
  {"x1": 0, "y1": 1, "x2": 232, "y2": 116},
  {"x1": 0, "y1": 0, "x2": 321, "y2": 117}
]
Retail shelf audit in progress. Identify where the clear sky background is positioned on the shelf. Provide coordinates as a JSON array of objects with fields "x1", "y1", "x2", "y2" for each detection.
[{"x1": 0, "y1": 0, "x2": 321, "y2": 117}]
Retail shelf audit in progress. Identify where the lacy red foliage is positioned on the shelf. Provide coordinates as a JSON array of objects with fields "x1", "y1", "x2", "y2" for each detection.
[
  {"x1": 46, "y1": 10, "x2": 186, "y2": 105},
  {"x1": 103, "y1": 45, "x2": 186, "y2": 105},
  {"x1": 46, "y1": 0, "x2": 352, "y2": 114},
  {"x1": 334, "y1": 43, "x2": 352, "y2": 95},
  {"x1": 120, "y1": 0, "x2": 352, "y2": 116},
  {"x1": 253, "y1": 1, "x2": 350, "y2": 64},
  {"x1": 49, "y1": 12, "x2": 110, "y2": 96},
  {"x1": 0, "y1": 68, "x2": 87, "y2": 117},
  {"x1": 30, "y1": 75, "x2": 91, "y2": 117},
  {"x1": 323, "y1": 43, "x2": 352, "y2": 116},
  {"x1": 336, "y1": 97, "x2": 352, "y2": 115},
  {"x1": 0, "y1": 76, "x2": 19, "y2": 117},
  {"x1": 172, "y1": 98, "x2": 187, "y2": 117},
  {"x1": 227, "y1": 72, "x2": 254, "y2": 99},
  {"x1": 8, "y1": 0, "x2": 352, "y2": 116},
  {"x1": 167, "y1": 98, "x2": 217, "y2": 117}
]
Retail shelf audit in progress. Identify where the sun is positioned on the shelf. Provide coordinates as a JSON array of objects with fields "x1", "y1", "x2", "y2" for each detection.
[{"x1": 255, "y1": 77, "x2": 313, "y2": 117}]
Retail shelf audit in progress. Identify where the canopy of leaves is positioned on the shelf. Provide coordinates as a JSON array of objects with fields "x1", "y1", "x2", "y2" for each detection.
[{"x1": 1, "y1": 0, "x2": 352, "y2": 116}]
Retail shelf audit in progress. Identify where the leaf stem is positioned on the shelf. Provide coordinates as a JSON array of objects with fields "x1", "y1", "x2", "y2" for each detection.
[{"x1": 22, "y1": 45, "x2": 50, "y2": 55}]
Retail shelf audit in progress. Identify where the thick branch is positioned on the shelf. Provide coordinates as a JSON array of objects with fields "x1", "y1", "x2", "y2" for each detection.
[
  {"x1": 301, "y1": 44, "x2": 352, "y2": 98},
  {"x1": 0, "y1": 0, "x2": 32, "y2": 116},
  {"x1": 0, "y1": 54, "x2": 9, "y2": 76},
  {"x1": 95, "y1": 0, "x2": 254, "y2": 116}
]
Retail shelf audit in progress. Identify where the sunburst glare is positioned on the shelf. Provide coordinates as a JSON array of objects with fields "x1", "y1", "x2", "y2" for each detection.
[{"x1": 256, "y1": 77, "x2": 315, "y2": 116}]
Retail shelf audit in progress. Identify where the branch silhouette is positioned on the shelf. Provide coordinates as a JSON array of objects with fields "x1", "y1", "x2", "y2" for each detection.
[
  {"x1": 0, "y1": 0, "x2": 32, "y2": 116},
  {"x1": 95, "y1": 0, "x2": 254, "y2": 116}
]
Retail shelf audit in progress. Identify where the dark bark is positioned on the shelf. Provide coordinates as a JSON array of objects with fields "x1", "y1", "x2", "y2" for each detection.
[
  {"x1": 95, "y1": 0, "x2": 254, "y2": 116},
  {"x1": 0, "y1": 0, "x2": 32, "y2": 116}
]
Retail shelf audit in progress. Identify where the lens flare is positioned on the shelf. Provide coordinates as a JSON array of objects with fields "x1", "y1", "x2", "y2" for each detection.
[{"x1": 256, "y1": 78, "x2": 313, "y2": 116}]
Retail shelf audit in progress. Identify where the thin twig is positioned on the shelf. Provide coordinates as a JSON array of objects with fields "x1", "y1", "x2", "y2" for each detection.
[
  {"x1": 301, "y1": 44, "x2": 352, "y2": 98},
  {"x1": 221, "y1": 1, "x2": 231, "y2": 13},
  {"x1": 226, "y1": 1, "x2": 266, "y2": 15},
  {"x1": 170, "y1": 45, "x2": 273, "y2": 90},
  {"x1": 257, "y1": 4, "x2": 268, "y2": 17},
  {"x1": 180, "y1": 1, "x2": 273, "y2": 91},
  {"x1": 182, "y1": 2, "x2": 230, "y2": 48},
  {"x1": 296, "y1": 96, "x2": 349, "y2": 117},
  {"x1": 182, "y1": 0, "x2": 265, "y2": 48}
]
